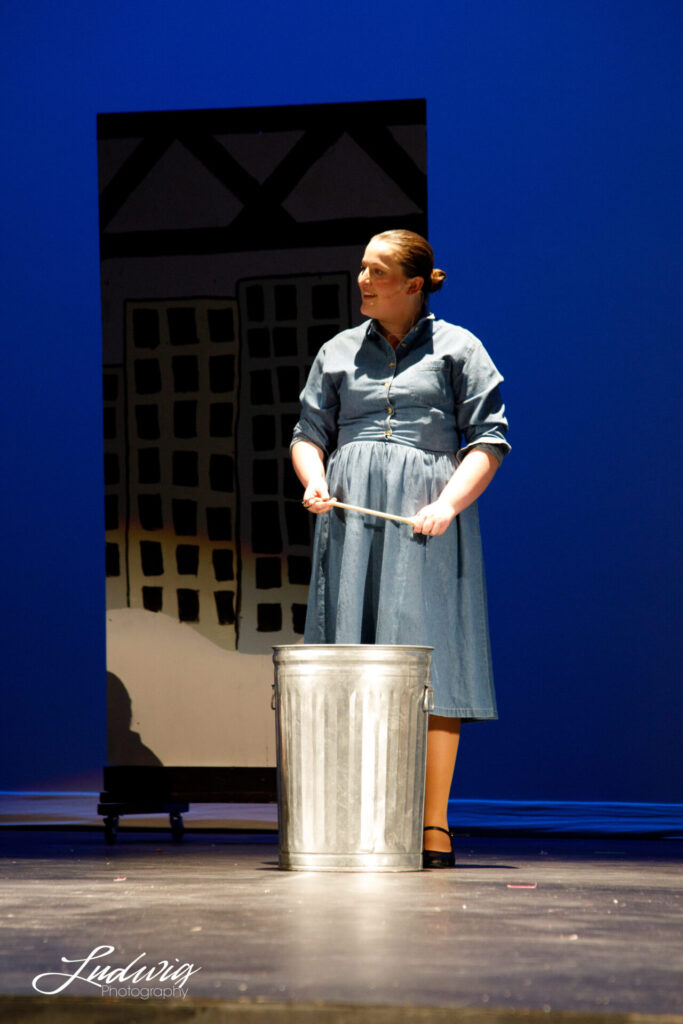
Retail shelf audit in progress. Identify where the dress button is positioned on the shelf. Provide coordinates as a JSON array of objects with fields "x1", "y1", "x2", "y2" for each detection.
[
  {"x1": 389, "y1": 362, "x2": 395, "y2": 367},
  {"x1": 385, "y1": 429, "x2": 392, "y2": 437},
  {"x1": 387, "y1": 407, "x2": 392, "y2": 414},
  {"x1": 384, "y1": 381, "x2": 390, "y2": 387}
]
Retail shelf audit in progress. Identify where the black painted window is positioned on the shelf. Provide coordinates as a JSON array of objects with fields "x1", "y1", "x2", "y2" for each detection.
[
  {"x1": 138, "y1": 494, "x2": 163, "y2": 530},
  {"x1": 138, "y1": 448, "x2": 160, "y2": 484},
  {"x1": 207, "y1": 508, "x2": 232, "y2": 542},
  {"x1": 251, "y1": 502, "x2": 282, "y2": 553},
  {"x1": 284, "y1": 502, "x2": 310, "y2": 545},
  {"x1": 250, "y1": 369, "x2": 274, "y2": 405},
  {"x1": 172, "y1": 451, "x2": 198, "y2": 487},
  {"x1": 287, "y1": 555, "x2": 311, "y2": 585},
  {"x1": 134, "y1": 359, "x2": 162, "y2": 394},
  {"x1": 173, "y1": 401, "x2": 197, "y2": 438},
  {"x1": 245, "y1": 284, "x2": 264, "y2": 321},
  {"x1": 135, "y1": 358, "x2": 162, "y2": 393},
  {"x1": 103, "y1": 374, "x2": 119, "y2": 401},
  {"x1": 252, "y1": 416, "x2": 276, "y2": 451},
  {"x1": 167, "y1": 307, "x2": 198, "y2": 345},
  {"x1": 274, "y1": 284, "x2": 297, "y2": 320},
  {"x1": 105, "y1": 495, "x2": 118, "y2": 531},
  {"x1": 103, "y1": 407, "x2": 117, "y2": 439},
  {"x1": 105, "y1": 542, "x2": 120, "y2": 577},
  {"x1": 176, "y1": 544, "x2": 199, "y2": 575},
  {"x1": 276, "y1": 366, "x2": 300, "y2": 402},
  {"x1": 247, "y1": 327, "x2": 270, "y2": 357},
  {"x1": 257, "y1": 603, "x2": 282, "y2": 632},
  {"x1": 272, "y1": 326, "x2": 297, "y2": 356},
  {"x1": 209, "y1": 355, "x2": 235, "y2": 393},
  {"x1": 172, "y1": 499, "x2": 197, "y2": 536},
  {"x1": 282, "y1": 461, "x2": 302, "y2": 499},
  {"x1": 214, "y1": 591, "x2": 236, "y2": 625},
  {"x1": 209, "y1": 454, "x2": 234, "y2": 492},
  {"x1": 292, "y1": 603, "x2": 307, "y2": 634},
  {"x1": 142, "y1": 586, "x2": 163, "y2": 612},
  {"x1": 256, "y1": 558, "x2": 281, "y2": 589},
  {"x1": 140, "y1": 540, "x2": 164, "y2": 575},
  {"x1": 172, "y1": 355, "x2": 199, "y2": 392},
  {"x1": 253, "y1": 459, "x2": 278, "y2": 495},
  {"x1": 177, "y1": 589, "x2": 199, "y2": 622},
  {"x1": 104, "y1": 452, "x2": 119, "y2": 485},
  {"x1": 212, "y1": 549, "x2": 234, "y2": 581},
  {"x1": 209, "y1": 403, "x2": 233, "y2": 438},
  {"x1": 135, "y1": 404, "x2": 160, "y2": 440}
]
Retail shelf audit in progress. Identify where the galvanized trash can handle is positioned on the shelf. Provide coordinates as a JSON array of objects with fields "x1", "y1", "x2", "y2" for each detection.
[{"x1": 271, "y1": 684, "x2": 277, "y2": 711}]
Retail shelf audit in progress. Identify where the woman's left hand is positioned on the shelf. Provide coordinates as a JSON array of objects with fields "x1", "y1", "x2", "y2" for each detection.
[{"x1": 412, "y1": 499, "x2": 456, "y2": 536}]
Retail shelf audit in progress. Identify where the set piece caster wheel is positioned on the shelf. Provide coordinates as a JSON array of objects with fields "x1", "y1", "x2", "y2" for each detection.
[
  {"x1": 102, "y1": 811, "x2": 184, "y2": 844},
  {"x1": 170, "y1": 811, "x2": 185, "y2": 842},
  {"x1": 103, "y1": 815, "x2": 119, "y2": 845}
]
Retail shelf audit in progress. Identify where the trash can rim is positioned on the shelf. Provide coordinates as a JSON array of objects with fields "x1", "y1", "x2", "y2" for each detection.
[{"x1": 272, "y1": 643, "x2": 434, "y2": 652}]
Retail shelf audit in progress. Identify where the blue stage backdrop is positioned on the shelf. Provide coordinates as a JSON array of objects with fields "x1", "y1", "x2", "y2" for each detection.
[{"x1": 1, "y1": 1, "x2": 681, "y2": 802}]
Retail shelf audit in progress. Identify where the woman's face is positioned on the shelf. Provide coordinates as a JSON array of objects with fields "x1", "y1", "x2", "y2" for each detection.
[{"x1": 358, "y1": 238, "x2": 422, "y2": 324}]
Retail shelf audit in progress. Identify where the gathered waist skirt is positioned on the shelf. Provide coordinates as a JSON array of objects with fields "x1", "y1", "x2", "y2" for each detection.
[{"x1": 303, "y1": 441, "x2": 498, "y2": 721}]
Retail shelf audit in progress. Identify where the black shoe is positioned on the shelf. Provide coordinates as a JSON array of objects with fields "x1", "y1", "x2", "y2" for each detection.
[{"x1": 423, "y1": 826, "x2": 455, "y2": 868}]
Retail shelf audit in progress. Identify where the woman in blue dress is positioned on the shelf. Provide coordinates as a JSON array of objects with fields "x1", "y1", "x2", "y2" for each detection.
[{"x1": 291, "y1": 230, "x2": 510, "y2": 867}]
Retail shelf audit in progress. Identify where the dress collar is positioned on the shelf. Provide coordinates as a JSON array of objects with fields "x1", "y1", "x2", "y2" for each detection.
[{"x1": 366, "y1": 309, "x2": 435, "y2": 350}]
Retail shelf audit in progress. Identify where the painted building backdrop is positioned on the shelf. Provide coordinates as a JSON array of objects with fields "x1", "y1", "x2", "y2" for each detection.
[
  {"x1": 1, "y1": 0, "x2": 680, "y2": 803},
  {"x1": 99, "y1": 101, "x2": 427, "y2": 768}
]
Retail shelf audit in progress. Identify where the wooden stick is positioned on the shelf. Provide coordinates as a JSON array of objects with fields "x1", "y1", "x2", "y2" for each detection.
[{"x1": 328, "y1": 498, "x2": 416, "y2": 526}]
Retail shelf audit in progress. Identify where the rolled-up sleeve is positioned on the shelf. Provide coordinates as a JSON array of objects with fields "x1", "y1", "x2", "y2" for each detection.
[
  {"x1": 453, "y1": 339, "x2": 510, "y2": 465},
  {"x1": 290, "y1": 346, "x2": 340, "y2": 457}
]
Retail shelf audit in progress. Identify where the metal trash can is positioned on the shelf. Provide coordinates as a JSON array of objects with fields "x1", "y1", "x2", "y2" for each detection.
[{"x1": 272, "y1": 644, "x2": 433, "y2": 872}]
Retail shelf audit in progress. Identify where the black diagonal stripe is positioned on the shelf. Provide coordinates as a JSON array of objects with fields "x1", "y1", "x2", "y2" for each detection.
[
  {"x1": 99, "y1": 135, "x2": 175, "y2": 230},
  {"x1": 176, "y1": 132, "x2": 261, "y2": 209},
  {"x1": 347, "y1": 124, "x2": 427, "y2": 211},
  {"x1": 227, "y1": 124, "x2": 346, "y2": 235}
]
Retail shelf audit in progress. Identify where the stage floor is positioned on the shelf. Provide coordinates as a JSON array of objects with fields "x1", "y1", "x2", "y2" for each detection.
[{"x1": 0, "y1": 825, "x2": 681, "y2": 1021}]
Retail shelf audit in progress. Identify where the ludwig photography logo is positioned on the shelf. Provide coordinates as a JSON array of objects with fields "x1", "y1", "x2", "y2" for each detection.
[{"x1": 32, "y1": 944, "x2": 201, "y2": 999}]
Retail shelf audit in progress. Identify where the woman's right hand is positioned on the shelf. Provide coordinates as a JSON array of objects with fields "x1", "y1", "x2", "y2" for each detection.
[
  {"x1": 302, "y1": 477, "x2": 335, "y2": 514},
  {"x1": 292, "y1": 441, "x2": 335, "y2": 513}
]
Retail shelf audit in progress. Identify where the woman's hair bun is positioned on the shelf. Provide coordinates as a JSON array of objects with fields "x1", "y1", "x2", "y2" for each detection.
[
  {"x1": 429, "y1": 268, "x2": 447, "y2": 294},
  {"x1": 372, "y1": 230, "x2": 447, "y2": 297}
]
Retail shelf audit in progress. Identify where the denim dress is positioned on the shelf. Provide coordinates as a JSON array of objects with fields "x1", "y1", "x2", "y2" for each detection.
[{"x1": 291, "y1": 313, "x2": 510, "y2": 720}]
